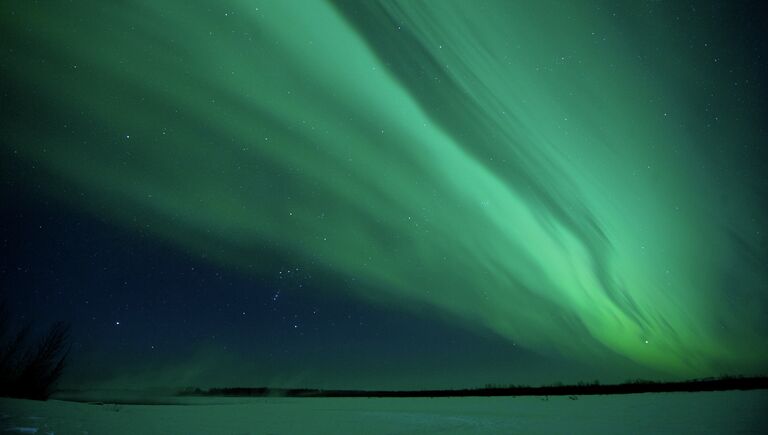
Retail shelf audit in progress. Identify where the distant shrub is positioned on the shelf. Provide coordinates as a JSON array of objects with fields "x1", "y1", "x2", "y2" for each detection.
[{"x1": 0, "y1": 298, "x2": 71, "y2": 400}]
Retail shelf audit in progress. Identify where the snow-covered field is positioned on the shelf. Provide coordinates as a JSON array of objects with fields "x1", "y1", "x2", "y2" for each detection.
[{"x1": 1, "y1": 391, "x2": 766, "y2": 434}]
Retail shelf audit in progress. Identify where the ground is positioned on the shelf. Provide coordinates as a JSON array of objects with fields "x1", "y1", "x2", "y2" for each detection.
[{"x1": 1, "y1": 391, "x2": 766, "y2": 434}]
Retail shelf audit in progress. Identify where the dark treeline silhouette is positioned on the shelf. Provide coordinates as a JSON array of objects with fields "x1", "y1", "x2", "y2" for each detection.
[
  {"x1": 178, "y1": 375, "x2": 768, "y2": 398},
  {"x1": 0, "y1": 296, "x2": 71, "y2": 400}
]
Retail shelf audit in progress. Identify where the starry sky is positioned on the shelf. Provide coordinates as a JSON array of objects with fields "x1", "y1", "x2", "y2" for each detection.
[{"x1": 1, "y1": 1, "x2": 767, "y2": 390}]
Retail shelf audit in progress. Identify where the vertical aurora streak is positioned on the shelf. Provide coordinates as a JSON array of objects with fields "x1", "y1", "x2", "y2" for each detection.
[{"x1": 1, "y1": 0, "x2": 766, "y2": 379}]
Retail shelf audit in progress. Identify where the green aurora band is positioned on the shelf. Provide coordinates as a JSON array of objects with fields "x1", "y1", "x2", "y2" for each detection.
[{"x1": 2, "y1": 0, "x2": 766, "y2": 377}]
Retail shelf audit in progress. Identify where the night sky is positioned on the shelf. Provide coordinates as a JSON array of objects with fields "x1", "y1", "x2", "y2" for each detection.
[{"x1": 1, "y1": 1, "x2": 767, "y2": 390}]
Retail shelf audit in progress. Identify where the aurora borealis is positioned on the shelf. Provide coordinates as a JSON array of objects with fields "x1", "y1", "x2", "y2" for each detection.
[{"x1": 1, "y1": 1, "x2": 767, "y2": 388}]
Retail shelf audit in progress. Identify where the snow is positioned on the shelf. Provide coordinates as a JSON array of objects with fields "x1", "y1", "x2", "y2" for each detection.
[{"x1": 1, "y1": 391, "x2": 766, "y2": 434}]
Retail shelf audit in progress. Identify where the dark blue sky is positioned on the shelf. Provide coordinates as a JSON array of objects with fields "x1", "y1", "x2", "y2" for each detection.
[{"x1": 3, "y1": 191, "x2": 636, "y2": 389}]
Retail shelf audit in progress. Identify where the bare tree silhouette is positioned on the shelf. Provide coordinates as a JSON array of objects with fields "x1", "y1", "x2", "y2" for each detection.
[{"x1": 0, "y1": 297, "x2": 71, "y2": 400}]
